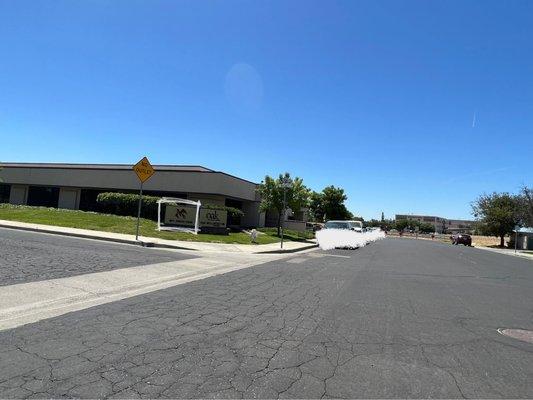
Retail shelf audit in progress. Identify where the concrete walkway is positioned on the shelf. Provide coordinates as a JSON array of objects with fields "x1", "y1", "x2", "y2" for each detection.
[
  {"x1": 476, "y1": 246, "x2": 533, "y2": 261},
  {"x1": 0, "y1": 219, "x2": 317, "y2": 254},
  {"x1": 0, "y1": 250, "x2": 293, "y2": 331}
]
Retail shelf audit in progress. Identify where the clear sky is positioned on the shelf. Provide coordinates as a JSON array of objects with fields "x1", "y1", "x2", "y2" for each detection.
[{"x1": 1, "y1": 0, "x2": 532, "y2": 220}]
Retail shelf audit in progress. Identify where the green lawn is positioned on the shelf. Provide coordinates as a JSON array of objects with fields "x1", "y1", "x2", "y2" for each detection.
[{"x1": 0, "y1": 204, "x2": 314, "y2": 245}]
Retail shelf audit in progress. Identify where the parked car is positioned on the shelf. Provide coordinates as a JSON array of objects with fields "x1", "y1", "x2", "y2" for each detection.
[
  {"x1": 324, "y1": 220, "x2": 352, "y2": 230},
  {"x1": 324, "y1": 220, "x2": 363, "y2": 232},
  {"x1": 322, "y1": 220, "x2": 362, "y2": 250},
  {"x1": 306, "y1": 222, "x2": 323, "y2": 232},
  {"x1": 450, "y1": 233, "x2": 472, "y2": 246}
]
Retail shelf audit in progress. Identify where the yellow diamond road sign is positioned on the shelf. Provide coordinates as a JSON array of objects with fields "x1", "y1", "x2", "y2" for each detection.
[{"x1": 133, "y1": 156, "x2": 155, "y2": 183}]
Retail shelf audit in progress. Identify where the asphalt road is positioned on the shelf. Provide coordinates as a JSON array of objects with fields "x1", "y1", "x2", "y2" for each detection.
[
  {"x1": 0, "y1": 237, "x2": 532, "y2": 398},
  {"x1": 0, "y1": 228, "x2": 195, "y2": 286}
]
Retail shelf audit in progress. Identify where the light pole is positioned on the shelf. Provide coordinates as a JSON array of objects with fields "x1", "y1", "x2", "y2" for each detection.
[
  {"x1": 280, "y1": 176, "x2": 293, "y2": 249},
  {"x1": 514, "y1": 223, "x2": 521, "y2": 254}
]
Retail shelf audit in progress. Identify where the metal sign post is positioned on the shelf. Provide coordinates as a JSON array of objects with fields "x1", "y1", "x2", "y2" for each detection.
[
  {"x1": 135, "y1": 181, "x2": 143, "y2": 241},
  {"x1": 281, "y1": 188, "x2": 286, "y2": 249},
  {"x1": 132, "y1": 156, "x2": 155, "y2": 243},
  {"x1": 280, "y1": 176, "x2": 293, "y2": 250},
  {"x1": 514, "y1": 225, "x2": 519, "y2": 254}
]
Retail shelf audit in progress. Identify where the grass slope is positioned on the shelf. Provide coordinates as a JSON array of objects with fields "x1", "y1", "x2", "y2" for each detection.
[{"x1": 0, "y1": 204, "x2": 313, "y2": 244}]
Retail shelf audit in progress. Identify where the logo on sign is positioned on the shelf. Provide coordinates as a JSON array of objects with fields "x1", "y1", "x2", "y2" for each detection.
[
  {"x1": 163, "y1": 205, "x2": 227, "y2": 228},
  {"x1": 205, "y1": 211, "x2": 220, "y2": 221},
  {"x1": 175, "y1": 208, "x2": 187, "y2": 219}
]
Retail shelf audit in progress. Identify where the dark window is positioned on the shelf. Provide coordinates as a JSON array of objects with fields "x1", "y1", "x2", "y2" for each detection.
[
  {"x1": 79, "y1": 189, "x2": 102, "y2": 211},
  {"x1": 0, "y1": 184, "x2": 10, "y2": 203},
  {"x1": 27, "y1": 186, "x2": 59, "y2": 208}
]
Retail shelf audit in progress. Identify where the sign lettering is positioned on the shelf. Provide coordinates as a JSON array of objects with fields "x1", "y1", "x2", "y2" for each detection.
[
  {"x1": 133, "y1": 156, "x2": 155, "y2": 183},
  {"x1": 164, "y1": 205, "x2": 227, "y2": 228}
]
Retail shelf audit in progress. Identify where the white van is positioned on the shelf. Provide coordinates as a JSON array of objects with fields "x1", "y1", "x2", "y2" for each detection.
[
  {"x1": 324, "y1": 220, "x2": 363, "y2": 232},
  {"x1": 348, "y1": 220, "x2": 363, "y2": 232}
]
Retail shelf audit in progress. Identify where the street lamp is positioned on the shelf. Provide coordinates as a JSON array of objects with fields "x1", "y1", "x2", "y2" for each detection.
[{"x1": 280, "y1": 176, "x2": 293, "y2": 249}]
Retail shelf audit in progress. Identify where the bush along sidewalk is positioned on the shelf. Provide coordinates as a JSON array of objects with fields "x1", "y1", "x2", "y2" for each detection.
[
  {"x1": 96, "y1": 192, "x2": 160, "y2": 220},
  {"x1": 95, "y1": 192, "x2": 244, "y2": 222}
]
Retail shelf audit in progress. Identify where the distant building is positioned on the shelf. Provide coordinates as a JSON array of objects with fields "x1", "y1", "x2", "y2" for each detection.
[
  {"x1": 395, "y1": 214, "x2": 475, "y2": 234},
  {"x1": 512, "y1": 227, "x2": 533, "y2": 250}
]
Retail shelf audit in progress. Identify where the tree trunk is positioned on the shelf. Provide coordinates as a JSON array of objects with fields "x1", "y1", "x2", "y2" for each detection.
[
  {"x1": 500, "y1": 235, "x2": 505, "y2": 248},
  {"x1": 277, "y1": 213, "x2": 282, "y2": 237}
]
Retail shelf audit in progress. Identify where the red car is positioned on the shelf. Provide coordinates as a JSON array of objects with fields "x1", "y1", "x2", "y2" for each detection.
[{"x1": 450, "y1": 233, "x2": 472, "y2": 246}]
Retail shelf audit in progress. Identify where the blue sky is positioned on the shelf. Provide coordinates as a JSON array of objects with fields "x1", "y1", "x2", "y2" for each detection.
[{"x1": 1, "y1": 0, "x2": 532, "y2": 220}]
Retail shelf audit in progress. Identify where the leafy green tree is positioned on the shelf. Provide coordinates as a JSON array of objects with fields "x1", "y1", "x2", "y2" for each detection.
[
  {"x1": 367, "y1": 218, "x2": 395, "y2": 230},
  {"x1": 381, "y1": 219, "x2": 395, "y2": 231},
  {"x1": 395, "y1": 218, "x2": 414, "y2": 232},
  {"x1": 308, "y1": 185, "x2": 359, "y2": 222},
  {"x1": 257, "y1": 173, "x2": 310, "y2": 236},
  {"x1": 418, "y1": 222, "x2": 435, "y2": 233},
  {"x1": 321, "y1": 185, "x2": 353, "y2": 221},
  {"x1": 309, "y1": 191, "x2": 325, "y2": 222},
  {"x1": 519, "y1": 186, "x2": 533, "y2": 227},
  {"x1": 472, "y1": 192, "x2": 523, "y2": 247},
  {"x1": 365, "y1": 219, "x2": 381, "y2": 228}
]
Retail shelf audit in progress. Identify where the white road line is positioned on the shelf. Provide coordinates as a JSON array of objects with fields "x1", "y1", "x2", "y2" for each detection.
[
  {"x1": 307, "y1": 253, "x2": 351, "y2": 259},
  {"x1": 286, "y1": 258, "x2": 307, "y2": 263}
]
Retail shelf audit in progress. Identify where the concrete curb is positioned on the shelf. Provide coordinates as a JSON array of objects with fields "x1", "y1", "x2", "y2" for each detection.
[
  {"x1": 254, "y1": 243, "x2": 319, "y2": 254},
  {"x1": 476, "y1": 246, "x2": 533, "y2": 261},
  {"x1": 0, "y1": 223, "x2": 196, "y2": 251},
  {"x1": 0, "y1": 222, "x2": 317, "y2": 254}
]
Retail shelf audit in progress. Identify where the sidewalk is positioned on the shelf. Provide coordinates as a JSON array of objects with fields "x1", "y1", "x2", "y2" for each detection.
[
  {"x1": 476, "y1": 246, "x2": 533, "y2": 261},
  {"x1": 0, "y1": 250, "x2": 289, "y2": 331},
  {"x1": 0, "y1": 219, "x2": 317, "y2": 254}
]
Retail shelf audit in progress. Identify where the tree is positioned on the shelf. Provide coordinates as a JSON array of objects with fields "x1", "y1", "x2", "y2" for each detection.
[
  {"x1": 395, "y1": 218, "x2": 414, "y2": 232},
  {"x1": 381, "y1": 211, "x2": 385, "y2": 222},
  {"x1": 519, "y1": 186, "x2": 533, "y2": 227},
  {"x1": 308, "y1": 185, "x2": 358, "y2": 223},
  {"x1": 257, "y1": 173, "x2": 310, "y2": 236},
  {"x1": 380, "y1": 218, "x2": 395, "y2": 231},
  {"x1": 320, "y1": 185, "x2": 353, "y2": 220},
  {"x1": 365, "y1": 219, "x2": 382, "y2": 228},
  {"x1": 418, "y1": 222, "x2": 435, "y2": 233},
  {"x1": 471, "y1": 192, "x2": 522, "y2": 247},
  {"x1": 309, "y1": 191, "x2": 325, "y2": 222}
]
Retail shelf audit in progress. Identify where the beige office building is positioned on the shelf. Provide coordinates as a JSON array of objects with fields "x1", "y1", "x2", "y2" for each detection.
[
  {"x1": 395, "y1": 214, "x2": 475, "y2": 233},
  {"x1": 0, "y1": 162, "x2": 265, "y2": 228}
]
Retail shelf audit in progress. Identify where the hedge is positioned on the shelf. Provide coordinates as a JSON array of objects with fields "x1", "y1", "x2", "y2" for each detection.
[
  {"x1": 96, "y1": 192, "x2": 160, "y2": 220},
  {"x1": 96, "y1": 192, "x2": 244, "y2": 221}
]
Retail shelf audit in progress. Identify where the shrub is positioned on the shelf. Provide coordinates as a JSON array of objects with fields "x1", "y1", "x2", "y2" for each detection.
[
  {"x1": 95, "y1": 193, "x2": 245, "y2": 221},
  {"x1": 96, "y1": 192, "x2": 160, "y2": 220}
]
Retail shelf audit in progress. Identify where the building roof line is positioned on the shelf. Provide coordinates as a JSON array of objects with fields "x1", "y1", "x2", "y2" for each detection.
[{"x1": 0, "y1": 162, "x2": 259, "y2": 186}]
